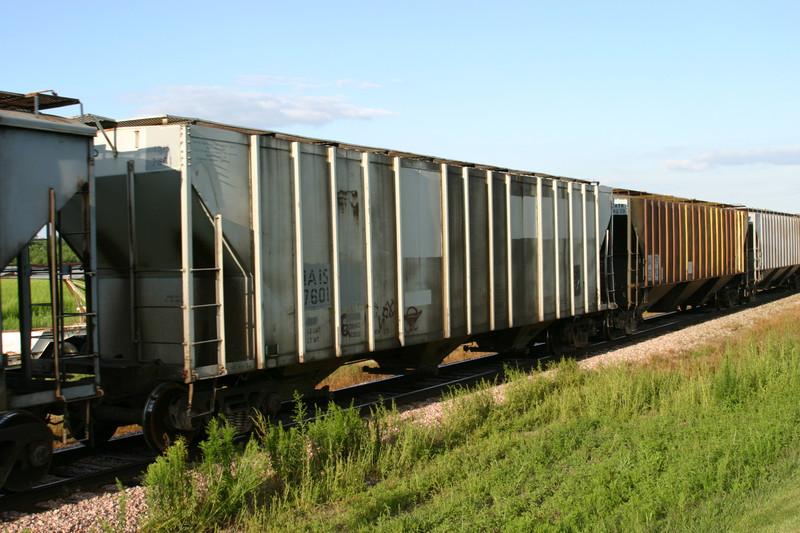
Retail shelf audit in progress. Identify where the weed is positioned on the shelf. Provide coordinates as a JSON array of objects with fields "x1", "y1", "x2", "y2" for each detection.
[
  {"x1": 141, "y1": 418, "x2": 272, "y2": 532},
  {"x1": 97, "y1": 479, "x2": 129, "y2": 533}
]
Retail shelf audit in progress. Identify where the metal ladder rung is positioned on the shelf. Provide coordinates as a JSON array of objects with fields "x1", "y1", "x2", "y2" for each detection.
[
  {"x1": 192, "y1": 338, "x2": 222, "y2": 346},
  {"x1": 61, "y1": 392, "x2": 104, "y2": 403},
  {"x1": 58, "y1": 312, "x2": 97, "y2": 318},
  {"x1": 190, "y1": 267, "x2": 220, "y2": 273},
  {"x1": 191, "y1": 303, "x2": 221, "y2": 309},
  {"x1": 60, "y1": 354, "x2": 97, "y2": 361}
]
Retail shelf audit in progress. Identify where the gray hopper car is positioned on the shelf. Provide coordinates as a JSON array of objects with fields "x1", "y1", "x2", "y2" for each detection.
[
  {"x1": 0, "y1": 92, "x2": 100, "y2": 491},
  {"x1": 87, "y1": 116, "x2": 614, "y2": 450},
  {"x1": 747, "y1": 210, "x2": 800, "y2": 291}
]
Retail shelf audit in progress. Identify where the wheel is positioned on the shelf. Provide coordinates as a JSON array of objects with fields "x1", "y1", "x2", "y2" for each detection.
[
  {"x1": 142, "y1": 383, "x2": 198, "y2": 452},
  {"x1": 0, "y1": 411, "x2": 53, "y2": 492},
  {"x1": 623, "y1": 311, "x2": 640, "y2": 335},
  {"x1": 250, "y1": 392, "x2": 282, "y2": 428},
  {"x1": 716, "y1": 293, "x2": 733, "y2": 310},
  {"x1": 37, "y1": 339, "x2": 81, "y2": 359},
  {"x1": 603, "y1": 321, "x2": 624, "y2": 341}
]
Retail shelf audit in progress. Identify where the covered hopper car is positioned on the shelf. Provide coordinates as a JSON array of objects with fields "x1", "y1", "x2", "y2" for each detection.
[
  {"x1": 0, "y1": 91, "x2": 100, "y2": 491},
  {"x1": 1, "y1": 90, "x2": 799, "y2": 491},
  {"x1": 84, "y1": 115, "x2": 615, "y2": 451},
  {"x1": 604, "y1": 192, "x2": 800, "y2": 338},
  {"x1": 746, "y1": 209, "x2": 800, "y2": 291}
]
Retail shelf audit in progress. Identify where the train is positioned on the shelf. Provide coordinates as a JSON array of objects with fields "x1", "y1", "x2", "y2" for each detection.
[{"x1": 1, "y1": 90, "x2": 799, "y2": 491}]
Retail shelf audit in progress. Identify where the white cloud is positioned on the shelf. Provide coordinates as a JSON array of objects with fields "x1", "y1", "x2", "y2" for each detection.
[
  {"x1": 235, "y1": 75, "x2": 382, "y2": 91},
  {"x1": 662, "y1": 159, "x2": 710, "y2": 171},
  {"x1": 124, "y1": 84, "x2": 394, "y2": 128},
  {"x1": 704, "y1": 147, "x2": 800, "y2": 166},
  {"x1": 334, "y1": 79, "x2": 383, "y2": 89},
  {"x1": 235, "y1": 75, "x2": 315, "y2": 88},
  {"x1": 645, "y1": 145, "x2": 687, "y2": 158},
  {"x1": 663, "y1": 147, "x2": 800, "y2": 172}
]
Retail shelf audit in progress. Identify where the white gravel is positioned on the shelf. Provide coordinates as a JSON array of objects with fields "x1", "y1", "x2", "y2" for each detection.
[
  {"x1": 1, "y1": 484, "x2": 145, "y2": 532},
  {"x1": 3, "y1": 292, "x2": 799, "y2": 532},
  {"x1": 580, "y1": 292, "x2": 800, "y2": 370}
]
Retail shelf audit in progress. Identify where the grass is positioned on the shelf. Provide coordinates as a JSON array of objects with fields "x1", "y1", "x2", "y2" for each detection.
[
  {"x1": 1, "y1": 278, "x2": 83, "y2": 330},
  {"x1": 733, "y1": 468, "x2": 800, "y2": 533},
  {"x1": 129, "y1": 309, "x2": 800, "y2": 533}
]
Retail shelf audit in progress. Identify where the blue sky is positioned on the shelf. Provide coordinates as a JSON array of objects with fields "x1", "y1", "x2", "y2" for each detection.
[{"x1": 4, "y1": 1, "x2": 798, "y2": 213}]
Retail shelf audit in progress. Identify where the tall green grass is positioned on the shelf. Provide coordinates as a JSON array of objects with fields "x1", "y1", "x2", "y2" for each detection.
[
  {"x1": 1, "y1": 278, "x2": 82, "y2": 330},
  {"x1": 142, "y1": 418, "x2": 272, "y2": 532},
  {"x1": 136, "y1": 313, "x2": 800, "y2": 532}
]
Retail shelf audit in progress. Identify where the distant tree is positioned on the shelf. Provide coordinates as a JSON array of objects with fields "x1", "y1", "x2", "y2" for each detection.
[{"x1": 8, "y1": 239, "x2": 81, "y2": 266}]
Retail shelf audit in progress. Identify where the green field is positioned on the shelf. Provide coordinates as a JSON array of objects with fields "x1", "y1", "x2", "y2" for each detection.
[
  {"x1": 131, "y1": 306, "x2": 800, "y2": 533},
  {"x1": 1, "y1": 278, "x2": 83, "y2": 330}
]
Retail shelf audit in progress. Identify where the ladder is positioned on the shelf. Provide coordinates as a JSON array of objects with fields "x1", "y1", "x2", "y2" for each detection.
[
  {"x1": 14, "y1": 187, "x2": 101, "y2": 406},
  {"x1": 125, "y1": 161, "x2": 226, "y2": 379}
]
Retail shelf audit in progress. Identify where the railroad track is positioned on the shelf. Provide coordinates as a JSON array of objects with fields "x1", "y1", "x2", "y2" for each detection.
[
  {"x1": 0, "y1": 436, "x2": 156, "y2": 512},
  {"x1": 1, "y1": 289, "x2": 793, "y2": 514}
]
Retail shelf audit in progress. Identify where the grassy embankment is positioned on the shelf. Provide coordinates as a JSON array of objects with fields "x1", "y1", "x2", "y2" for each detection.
[
  {"x1": 1, "y1": 278, "x2": 83, "y2": 330},
  {"x1": 121, "y1": 308, "x2": 800, "y2": 532}
]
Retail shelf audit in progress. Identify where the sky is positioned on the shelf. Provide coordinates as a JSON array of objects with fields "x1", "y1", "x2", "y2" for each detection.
[{"x1": 3, "y1": 0, "x2": 799, "y2": 213}]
